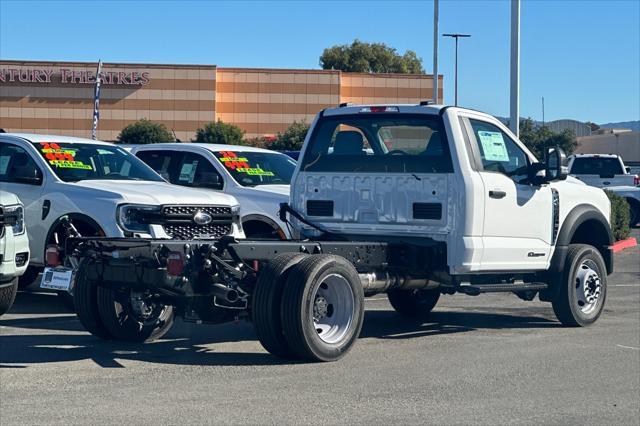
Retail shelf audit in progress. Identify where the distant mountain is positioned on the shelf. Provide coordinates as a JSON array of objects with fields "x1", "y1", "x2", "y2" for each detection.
[{"x1": 599, "y1": 121, "x2": 640, "y2": 131}]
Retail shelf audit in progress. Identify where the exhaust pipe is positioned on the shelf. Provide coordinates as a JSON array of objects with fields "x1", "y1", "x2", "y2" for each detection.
[
  {"x1": 210, "y1": 283, "x2": 239, "y2": 303},
  {"x1": 358, "y1": 272, "x2": 439, "y2": 294}
]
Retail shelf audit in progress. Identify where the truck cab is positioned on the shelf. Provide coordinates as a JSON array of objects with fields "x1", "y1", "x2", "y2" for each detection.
[{"x1": 292, "y1": 104, "x2": 612, "y2": 274}]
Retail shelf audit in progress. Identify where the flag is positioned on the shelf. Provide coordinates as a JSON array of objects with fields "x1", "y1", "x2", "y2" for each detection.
[{"x1": 91, "y1": 60, "x2": 103, "y2": 140}]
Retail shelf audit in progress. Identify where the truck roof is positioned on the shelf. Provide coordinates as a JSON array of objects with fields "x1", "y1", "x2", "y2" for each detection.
[
  {"x1": 571, "y1": 153, "x2": 620, "y2": 159},
  {"x1": 0, "y1": 133, "x2": 115, "y2": 146},
  {"x1": 134, "y1": 142, "x2": 281, "y2": 154},
  {"x1": 323, "y1": 103, "x2": 446, "y2": 116}
]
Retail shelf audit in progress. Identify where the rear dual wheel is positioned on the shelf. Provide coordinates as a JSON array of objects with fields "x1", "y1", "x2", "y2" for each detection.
[{"x1": 253, "y1": 254, "x2": 365, "y2": 362}]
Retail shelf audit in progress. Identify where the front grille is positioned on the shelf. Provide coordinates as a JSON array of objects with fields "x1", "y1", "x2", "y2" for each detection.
[
  {"x1": 162, "y1": 206, "x2": 232, "y2": 216},
  {"x1": 163, "y1": 223, "x2": 232, "y2": 240},
  {"x1": 159, "y1": 205, "x2": 233, "y2": 240}
]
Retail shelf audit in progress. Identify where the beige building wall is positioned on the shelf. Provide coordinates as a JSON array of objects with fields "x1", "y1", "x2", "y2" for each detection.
[
  {"x1": 577, "y1": 131, "x2": 640, "y2": 164},
  {"x1": 1, "y1": 60, "x2": 444, "y2": 142},
  {"x1": 0, "y1": 60, "x2": 216, "y2": 142},
  {"x1": 216, "y1": 68, "x2": 341, "y2": 139},
  {"x1": 340, "y1": 73, "x2": 443, "y2": 105}
]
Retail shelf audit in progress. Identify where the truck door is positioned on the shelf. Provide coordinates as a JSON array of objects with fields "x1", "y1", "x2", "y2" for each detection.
[
  {"x1": 464, "y1": 118, "x2": 553, "y2": 271},
  {"x1": 0, "y1": 143, "x2": 45, "y2": 259}
]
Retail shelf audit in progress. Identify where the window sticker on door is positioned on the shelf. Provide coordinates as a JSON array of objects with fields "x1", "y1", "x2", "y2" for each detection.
[
  {"x1": 477, "y1": 131, "x2": 509, "y2": 162},
  {"x1": 38, "y1": 142, "x2": 94, "y2": 170},
  {"x1": 179, "y1": 161, "x2": 198, "y2": 183},
  {"x1": 0, "y1": 156, "x2": 9, "y2": 174}
]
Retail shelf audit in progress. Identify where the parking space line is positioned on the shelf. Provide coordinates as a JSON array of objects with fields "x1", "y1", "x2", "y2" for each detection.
[{"x1": 616, "y1": 344, "x2": 640, "y2": 350}]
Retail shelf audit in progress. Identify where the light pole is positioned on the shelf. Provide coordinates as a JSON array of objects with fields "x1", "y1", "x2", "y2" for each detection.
[
  {"x1": 443, "y1": 33, "x2": 471, "y2": 106},
  {"x1": 433, "y1": 0, "x2": 439, "y2": 103}
]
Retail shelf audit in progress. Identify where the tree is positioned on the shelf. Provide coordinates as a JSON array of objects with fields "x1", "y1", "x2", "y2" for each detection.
[
  {"x1": 269, "y1": 121, "x2": 310, "y2": 151},
  {"x1": 518, "y1": 118, "x2": 577, "y2": 160},
  {"x1": 195, "y1": 120, "x2": 245, "y2": 145},
  {"x1": 117, "y1": 119, "x2": 174, "y2": 144},
  {"x1": 320, "y1": 40, "x2": 424, "y2": 74}
]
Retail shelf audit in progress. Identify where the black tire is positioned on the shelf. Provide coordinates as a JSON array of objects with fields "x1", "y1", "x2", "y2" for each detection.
[
  {"x1": 252, "y1": 253, "x2": 307, "y2": 359},
  {"x1": 281, "y1": 255, "x2": 364, "y2": 362},
  {"x1": 387, "y1": 288, "x2": 441, "y2": 318},
  {"x1": 17, "y1": 266, "x2": 40, "y2": 290},
  {"x1": 97, "y1": 286, "x2": 174, "y2": 342},
  {"x1": 0, "y1": 278, "x2": 18, "y2": 316},
  {"x1": 551, "y1": 244, "x2": 607, "y2": 327},
  {"x1": 73, "y1": 261, "x2": 113, "y2": 340}
]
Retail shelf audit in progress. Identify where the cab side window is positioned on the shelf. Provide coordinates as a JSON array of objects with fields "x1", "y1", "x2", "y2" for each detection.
[
  {"x1": 0, "y1": 144, "x2": 43, "y2": 185},
  {"x1": 136, "y1": 150, "x2": 183, "y2": 182},
  {"x1": 176, "y1": 153, "x2": 224, "y2": 190},
  {"x1": 468, "y1": 119, "x2": 529, "y2": 182}
]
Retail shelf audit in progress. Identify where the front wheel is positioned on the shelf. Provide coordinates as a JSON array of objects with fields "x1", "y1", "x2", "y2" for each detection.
[
  {"x1": 281, "y1": 255, "x2": 364, "y2": 362},
  {"x1": 551, "y1": 244, "x2": 607, "y2": 326},
  {"x1": 97, "y1": 286, "x2": 174, "y2": 342},
  {"x1": 0, "y1": 278, "x2": 18, "y2": 316},
  {"x1": 387, "y1": 288, "x2": 440, "y2": 318}
]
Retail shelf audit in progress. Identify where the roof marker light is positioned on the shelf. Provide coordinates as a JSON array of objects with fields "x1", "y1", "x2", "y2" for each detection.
[{"x1": 360, "y1": 106, "x2": 400, "y2": 113}]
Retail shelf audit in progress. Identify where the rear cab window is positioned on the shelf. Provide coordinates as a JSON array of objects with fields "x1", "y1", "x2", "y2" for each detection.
[
  {"x1": 570, "y1": 157, "x2": 624, "y2": 176},
  {"x1": 300, "y1": 113, "x2": 453, "y2": 173}
]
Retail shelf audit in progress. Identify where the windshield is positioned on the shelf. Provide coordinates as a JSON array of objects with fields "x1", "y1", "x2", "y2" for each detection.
[
  {"x1": 212, "y1": 150, "x2": 297, "y2": 186},
  {"x1": 300, "y1": 114, "x2": 453, "y2": 173},
  {"x1": 570, "y1": 157, "x2": 623, "y2": 176},
  {"x1": 34, "y1": 142, "x2": 164, "y2": 182}
]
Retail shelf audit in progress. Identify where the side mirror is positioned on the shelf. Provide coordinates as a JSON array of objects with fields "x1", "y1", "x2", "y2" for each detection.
[
  {"x1": 194, "y1": 172, "x2": 223, "y2": 190},
  {"x1": 544, "y1": 146, "x2": 568, "y2": 182},
  {"x1": 14, "y1": 168, "x2": 43, "y2": 185},
  {"x1": 625, "y1": 166, "x2": 631, "y2": 174}
]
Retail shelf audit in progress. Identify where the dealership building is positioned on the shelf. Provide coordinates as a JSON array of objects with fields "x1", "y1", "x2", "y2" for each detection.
[{"x1": 0, "y1": 60, "x2": 443, "y2": 142}]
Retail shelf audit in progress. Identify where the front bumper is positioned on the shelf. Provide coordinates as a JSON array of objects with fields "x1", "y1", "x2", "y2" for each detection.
[{"x1": 0, "y1": 228, "x2": 30, "y2": 282}]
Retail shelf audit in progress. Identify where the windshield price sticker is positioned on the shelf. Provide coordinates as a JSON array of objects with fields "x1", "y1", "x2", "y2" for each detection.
[
  {"x1": 39, "y1": 142, "x2": 94, "y2": 170},
  {"x1": 217, "y1": 151, "x2": 250, "y2": 171},
  {"x1": 478, "y1": 131, "x2": 510, "y2": 162},
  {"x1": 236, "y1": 167, "x2": 274, "y2": 176},
  {"x1": 49, "y1": 160, "x2": 93, "y2": 170}
]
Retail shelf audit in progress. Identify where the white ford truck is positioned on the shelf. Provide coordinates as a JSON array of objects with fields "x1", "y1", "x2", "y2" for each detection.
[
  {"x1": 64, "y1": 104, "x2": 614, "y2": 362},
  {"x1": 131, "y1": 143, "x2": 296, "y2": 239},
  {"x1": 0, "y1": 134, "x2": 244, "y2": 298},
  {"x1": 0, "y1": 190, "x2": 30, "y2": 315}
]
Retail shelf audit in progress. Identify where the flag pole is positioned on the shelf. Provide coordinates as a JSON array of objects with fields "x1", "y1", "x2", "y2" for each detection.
[{"x1": 91, "y1": 60, "x2": 103, "y2": 140}]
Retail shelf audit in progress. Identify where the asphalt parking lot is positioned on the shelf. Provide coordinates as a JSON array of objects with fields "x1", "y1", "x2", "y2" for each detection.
[{"x1": 1, "y1": 234, "x2": 638, "y2": 425}]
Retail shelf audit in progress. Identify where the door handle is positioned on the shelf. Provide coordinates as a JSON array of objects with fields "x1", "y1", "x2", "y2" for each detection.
[{"x1": 489, "y1": 190, "x2": 507, "y2": 199}]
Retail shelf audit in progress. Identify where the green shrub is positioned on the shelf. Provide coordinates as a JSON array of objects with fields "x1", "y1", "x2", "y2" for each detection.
[
  {"x1": 269, "y1": 121, "x2": 310, "y2": 151},
  {"x1": 117, "y1": 119, "x2": 174, "y2": 144},
  {"x1": 195, "y1": 120, "x2": 244, "y2": 145},
  {"x1": 605, "y1": 190, "x2": 631, "y2": 241}
]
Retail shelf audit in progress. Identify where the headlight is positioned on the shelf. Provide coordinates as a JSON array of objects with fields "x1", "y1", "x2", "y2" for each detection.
[
  {"x1": 117, "y1": 204, "x2": 161, "y2": 233},
  {"x1": 4, "y1": 204, "x2": 25, "y2": 236}
]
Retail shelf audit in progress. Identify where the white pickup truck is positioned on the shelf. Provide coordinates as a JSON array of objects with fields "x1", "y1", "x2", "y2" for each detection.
[
  {"x1": 66, "y1": 104, "x2": 614, "y2": 362},
  {"x1": 568, "y1": 154, "x2": 639, "y2": 187},
  {"x1": 568, "y1": 154, "x2": 640, "y2": 225},
  {"x1": 131, "y1": 143, "x2": 296, "y2": 239},
  {"x1": 0, "y1": 190, "x2": 30, "y2": 315},
  {"x1": 0, "y1": 134, "x2": 244, "y2": 296}
]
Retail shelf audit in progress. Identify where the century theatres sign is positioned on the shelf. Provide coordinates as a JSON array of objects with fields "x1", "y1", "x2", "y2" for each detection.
[{"x1": 0, "y1": 67, "x2": 150, "y2": 85}]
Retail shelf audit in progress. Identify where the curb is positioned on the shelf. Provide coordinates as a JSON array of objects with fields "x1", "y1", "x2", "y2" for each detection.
[{"x1": 611, "y1": 237, "x2": 638, "y2": 253}]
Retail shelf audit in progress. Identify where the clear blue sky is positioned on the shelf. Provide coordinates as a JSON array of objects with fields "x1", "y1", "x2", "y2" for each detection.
[{"x1": 1, "y1": 0, "x2": 638, "y2": 124}]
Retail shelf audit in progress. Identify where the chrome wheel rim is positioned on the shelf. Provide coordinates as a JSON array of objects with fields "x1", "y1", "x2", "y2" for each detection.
[
  {"x1": 310, "y1": 274, "x2": 355, "y2": 344},
  {"x1": 575, "y1": 259, "x2": 602, "y2": 315}
]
